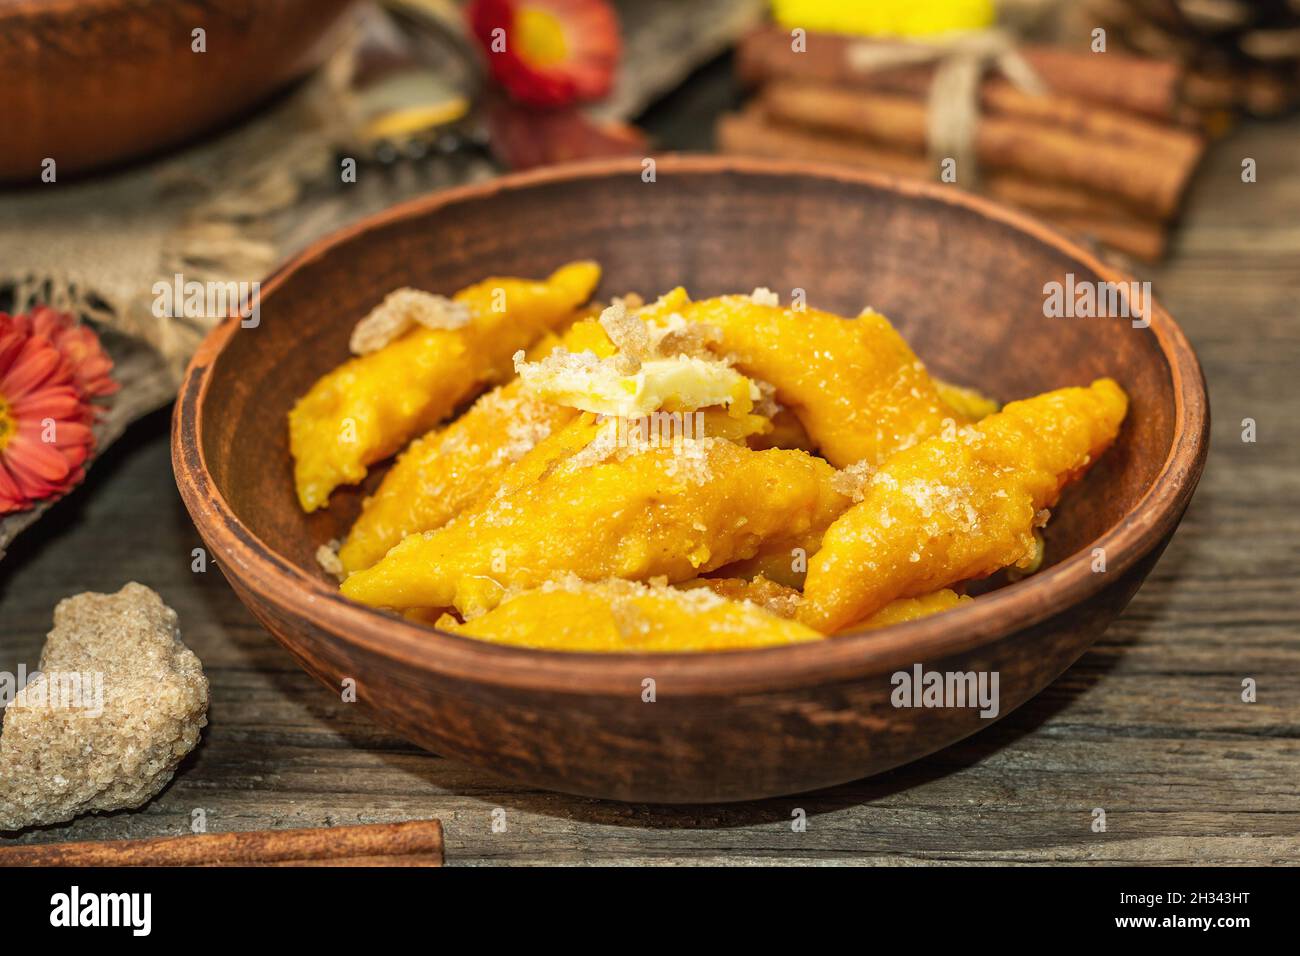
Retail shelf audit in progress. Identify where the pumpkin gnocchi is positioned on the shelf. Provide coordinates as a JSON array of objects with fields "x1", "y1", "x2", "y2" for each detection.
[
  {"x1": 289, "y1": 261, "x2": 600, "y2": 512},
  {"x1": 289, "y1": 273, "x2": 1127, "y2": 651}
]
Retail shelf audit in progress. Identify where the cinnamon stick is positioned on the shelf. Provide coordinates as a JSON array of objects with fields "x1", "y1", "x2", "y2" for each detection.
[
  {"x1": 718, "y1": 107, "x2": 932, "y2": 179},
  {"x1": 737, "y1": 26, "x2": 1187, "y2": 122},
  {"x1": 1048, "y1": 212, "x2": 1168, "y2": 262},
  {"x1": 721, "y1": 106, "x2": 1119, "y2": 218},
  {"x1": 0, "y1": 819, "x2": 445, "y2": 867},
  {"x1": 1020, "y1": 45, "x2": 1184, "y2": 121},
  {"x1": 979, "y1": 173, "x2": 1139, "y2": 220},
  {"x1": 716, "y1": 110, "x2": 1169, "y2": 262},
  {"x1": 845, "y1": 63, "x2": 1203, "y2": 157},
  {"x1": 759, "y1": 82, "x2": 1197, "y2": 219},
  {"x1": 982, "y1": 81, "x2": 1201, "y2": 157}
]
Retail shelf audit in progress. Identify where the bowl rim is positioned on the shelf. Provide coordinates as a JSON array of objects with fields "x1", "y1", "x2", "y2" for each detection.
[{"x1": 172, "y1": 154, "x2": 1210, "y2": 697}]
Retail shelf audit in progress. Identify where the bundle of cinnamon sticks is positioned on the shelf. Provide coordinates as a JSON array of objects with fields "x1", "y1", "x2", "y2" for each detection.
[{"x1": 718, "y1": 27, "x2": 1210, "y2": 261}]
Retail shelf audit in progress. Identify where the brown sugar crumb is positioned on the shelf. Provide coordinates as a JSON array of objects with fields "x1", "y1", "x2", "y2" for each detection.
[
  {"x1": 752, "y1": 378, "x2": 781, "y2": 419},
  {"x1": 0, "y1": 583, "x2": 209, "y2": 832},
  {"x1": 349, "y1": 288, "x2": 471, "y2": 355},
  {"x1": 316, "y1": 539, "x2": 345, "y2": 581},
  {"x1": 658, "y1": 436, "x2": 718, "y2": 485},
  {"x1": 549, "y1": 425, "x2": 725, "y2": 488},
  {"x1": 831, "y1": 459, "x2": 875, "y2": 502},
  {"x1": 598, "y1": 300, "x2": 651, "y2": 374},
  {"x1": 683, "y1": 575, "x2": 803, "y2": 619},
  {"x1": 492, "y1": 395, "x2": 562, "y2": 468},
  {"x1": 539, "y1": 575, "x2": 730, "y2": 633},
  {"x1": 554, "y1": 416, "x2": 623, "y2": 474},
  {"x1": 651, "y1": 316, "x2": 723, "y2": 359}
]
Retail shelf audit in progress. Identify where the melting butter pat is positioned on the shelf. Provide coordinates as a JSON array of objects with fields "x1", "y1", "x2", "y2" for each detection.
[{"x1": 514, "y1": 349, "x2": 758, "y2": 418}]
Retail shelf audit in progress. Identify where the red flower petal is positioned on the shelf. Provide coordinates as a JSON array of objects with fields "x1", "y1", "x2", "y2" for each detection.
[
  {"x1": 17, "y1": 415, "x2": 94, "y2": 451},
  {"x1": 12, "y1": 385, "x2": 85, "y2": 423},
  {"x1": 39, "y1": 313, "x2": 117, "y2": 402},
  {"x1": 54, "y1": 420, "x2": 95, "y2": 451},
  {"x1": 27, "y1": 306, "x2": 73, "y2": 338},
  {"x1": 1, "y1": 338, "x2": 68, "y2": 400},
  {"x1": 0, "y1": 328, "x2": 27, "y2": 377},
  {"x1": 4, "y1": 433, "x2": 73, "y2": 484},
  {"x1": 0, "y1": 460, "x2": 25, "y2": 512}
]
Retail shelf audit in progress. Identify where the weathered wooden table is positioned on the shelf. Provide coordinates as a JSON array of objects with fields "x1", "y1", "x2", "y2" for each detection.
[{"x1": 2, "y1": 79, "x2": 1297, "y2": 865}]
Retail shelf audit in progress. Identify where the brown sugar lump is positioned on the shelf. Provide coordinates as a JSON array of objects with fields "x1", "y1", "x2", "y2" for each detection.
[{"x1": 0, "y1": 583, "x2": 208, "y2": 832}]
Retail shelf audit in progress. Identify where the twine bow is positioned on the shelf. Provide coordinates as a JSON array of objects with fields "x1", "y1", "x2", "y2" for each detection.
[{"x1": 846, "y1": 29, "x2": 1047, "y2": 185}]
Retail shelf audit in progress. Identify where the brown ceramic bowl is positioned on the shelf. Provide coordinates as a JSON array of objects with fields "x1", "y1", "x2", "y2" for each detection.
[
  {"x1": 173, "y1": 156, "x2": 1209, "y2": 803},
  {"x1": 0, "y1": 0, "x2": 358, "y2": 183}
]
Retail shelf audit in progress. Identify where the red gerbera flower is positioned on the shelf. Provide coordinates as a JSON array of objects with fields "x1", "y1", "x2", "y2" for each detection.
[
  {"x1": 0, "y1": 315, "x2": 96, "y2": 514},
  {"x1": 14, "y1": 305, "x2": 119, "y2": 406},
  {"x1": 468, "y1": 0, "x2": 621, "y2": 108}
]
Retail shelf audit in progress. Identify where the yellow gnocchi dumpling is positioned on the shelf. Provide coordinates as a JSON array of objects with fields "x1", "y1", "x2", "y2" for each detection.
[
  {"x1": 337, "y1": 314, "x2": 611, "y2": 573},
  {"x1": 341, "y1": 438, "x2": 845, "y2": 615},
  {"x1": 684, "y1": 295, "x2": 960, "y2": 467},
  {"x1": 439, "y1": 577, "x2": 823, "y2": 652},
  {"x1": 289, "y1": 261, "x2": 600, "y2": 512},
  {"x1": 799, "y1": 379, "x2": 1128, "y2": 632}
]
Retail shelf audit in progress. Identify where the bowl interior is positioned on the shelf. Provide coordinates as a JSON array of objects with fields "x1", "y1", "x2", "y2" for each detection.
[{"x1": 199, "y1": 161, "x2": 1175, "y2": 611}]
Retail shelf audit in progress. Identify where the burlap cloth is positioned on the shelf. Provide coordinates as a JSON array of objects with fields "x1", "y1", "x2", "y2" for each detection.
[{"x1": 0, "y1": 0, "x2": 764, "y2": 559}]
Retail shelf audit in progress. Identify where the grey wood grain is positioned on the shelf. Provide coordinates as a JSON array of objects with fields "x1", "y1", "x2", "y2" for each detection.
[{"x1": 0, "y1": 107, "x2": 1297, "y2": 865}]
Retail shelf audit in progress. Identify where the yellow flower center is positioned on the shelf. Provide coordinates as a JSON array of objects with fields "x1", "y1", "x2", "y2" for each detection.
[
  {"x1": 515, "y1": 6, "x2": 569, "y2": 67},
  {"x1": 0, "y1": 395, "x2": 13, "y2": 453}
]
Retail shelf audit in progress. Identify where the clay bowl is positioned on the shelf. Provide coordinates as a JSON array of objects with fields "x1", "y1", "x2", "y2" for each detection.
[
  {"x1": 0, "y1": 0, "x2": 358, "y2": 183},
  {"x1": 173, "y1": 156, "x2": 1208, "y2": 803}
]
